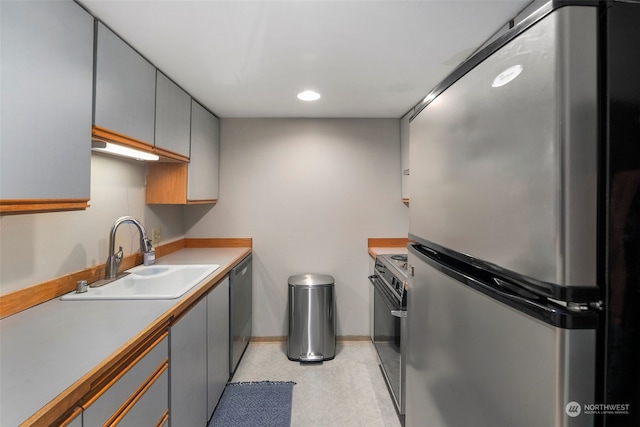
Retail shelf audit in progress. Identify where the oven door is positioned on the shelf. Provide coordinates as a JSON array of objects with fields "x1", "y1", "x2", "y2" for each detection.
[{"x1": 369, "y1": 275, "x2": 406, "y2": 415}]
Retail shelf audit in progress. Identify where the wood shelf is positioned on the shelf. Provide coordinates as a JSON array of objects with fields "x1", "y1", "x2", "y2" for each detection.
[
  {"x1": 146, "y1": 163, "x2": 188, "y2": 204},
  {"x1": 146, "y1": 163, "x2": 218, "y2": 206}
]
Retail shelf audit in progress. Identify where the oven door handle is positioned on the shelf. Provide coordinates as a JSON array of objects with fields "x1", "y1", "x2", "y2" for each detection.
[{"x1": 369, "y1": 274, "x2": 403, "y2": 313}]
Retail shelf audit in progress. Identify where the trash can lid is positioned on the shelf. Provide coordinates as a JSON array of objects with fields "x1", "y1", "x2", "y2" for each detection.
[{"x1": 288, "y1": 273, "x2": 334, "y2": 287}]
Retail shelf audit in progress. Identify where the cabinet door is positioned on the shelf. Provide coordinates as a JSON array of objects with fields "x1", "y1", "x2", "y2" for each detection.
[
  {"x1": 59, "y1": 408, "x2": 82, "y2": 427},
  {"x1": 117, "y1": 369, "x2": 168, "y2": 427},
  {"x1": 83, "y1": 336, "x2": 168, "y2": 426},
  {"x1": 170, "y1": 298, "x2": 207, "y2": 427},
  {"x1": 66, "y1": 413, "x2": 82, "y2": 427},
  {"x1": 400, "y1": 110, "x2": 411, "y2": 202},
  {"x1": 94, "y1": 22, "x2": 156, "y2": 145},
  {"x1": 155, "y1": 71, "x2": 191, "y2": 158},
  {"x1": 207, "y1": 277, "x2": 230, "y2": 418},
  {"x1": 0, "y1": 0, "x2": 93, "y2": 211},
  {"x1": 188, "y1": 101, "x2": 220, "y2": 202}
]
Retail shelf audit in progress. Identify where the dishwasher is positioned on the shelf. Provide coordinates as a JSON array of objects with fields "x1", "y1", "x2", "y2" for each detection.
[{"x1": 229, "y1": 254, "x2": 252, "y2": 376}]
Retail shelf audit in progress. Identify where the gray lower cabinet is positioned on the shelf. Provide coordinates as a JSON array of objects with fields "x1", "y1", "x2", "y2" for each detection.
[
  {"x1": 62, "y1": 409, "x2": 82, "y2": 427},
  {"x1": 0, "y1": 0, "x2": 93, "y2": 211},
  {"x1": 82, "y1": 336, "x2": 168, "y2": 426},
  {"x1": 94, "y1": 21, "x2": 156, "y2": 145},
  {"x1": 155, "y1": 71, "x2": 191, "y2": 158},
  {"x1": 118, "y1": 369, "x2": 169, "y2": 426},
  {"x1": 189, "y1": 101, "x2": 220, "y2": 201},
  {"x1": 207, "y1": 277, "x2": 230, "y2": 418},
  {"x1": 67, "y1": 416, "x2": 82, "y2": 427},
  {"x1": 170, "y1": 298, "x2": 208, "y2": 427},
  {"x1": 169, "y1": 278, "x2": 231, "y2": 425}
]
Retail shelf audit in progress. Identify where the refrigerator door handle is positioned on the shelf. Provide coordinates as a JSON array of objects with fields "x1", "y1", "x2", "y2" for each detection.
[
  {"x1": 409, "y1": 243, "x2": 601, "y2": 329},
  {"x1": 391, "y1": 310, "x2": 407, "y2": 318},
  {"x1": 467, "y1": 274, "x2": 553, "y2": 312},
  {"x1": 492, "y1": 277, "x2": 545, "y2": 301},
  {"x1": 410, "y1": 243, "x2": 547, "y2": 305}
]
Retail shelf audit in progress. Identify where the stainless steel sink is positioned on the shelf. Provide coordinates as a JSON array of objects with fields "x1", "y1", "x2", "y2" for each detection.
[{"x1": 61, "y1": 264, "x2": 219, "y2": 300}]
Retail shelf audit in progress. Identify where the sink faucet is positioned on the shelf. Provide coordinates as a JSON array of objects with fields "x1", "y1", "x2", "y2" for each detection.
[{"x1": 105, "y1": 216, "x2": 153, "y2": 280}]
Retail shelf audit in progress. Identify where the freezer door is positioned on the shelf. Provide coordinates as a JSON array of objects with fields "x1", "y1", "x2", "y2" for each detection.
[
  {"x1": 409, "y1": 6, "x2": 598, "y2": 289},
  {"x1": 406, "y1": 250, "x2": 596, "y2": 427}
]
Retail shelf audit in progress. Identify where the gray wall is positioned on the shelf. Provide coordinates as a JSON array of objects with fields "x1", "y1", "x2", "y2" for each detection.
[
  {"x1": 184, "y1": 118, "x2": 408, "y2": 337},
  {"x1": 0, "y1": 154, "x2": 184, "y2": 295},
  {"x1": 1, "y1": 118, "x2": 408, "y2": 338}
]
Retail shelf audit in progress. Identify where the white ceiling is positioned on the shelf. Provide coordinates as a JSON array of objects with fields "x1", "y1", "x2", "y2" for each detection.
[{"x1": 78, "y1": 0, "x2": 531, "y2": 118}]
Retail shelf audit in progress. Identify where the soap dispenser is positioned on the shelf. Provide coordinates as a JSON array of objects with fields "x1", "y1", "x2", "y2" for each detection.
[{"x1": 143, "y1": 238, "x2": 155, "y2": 266}]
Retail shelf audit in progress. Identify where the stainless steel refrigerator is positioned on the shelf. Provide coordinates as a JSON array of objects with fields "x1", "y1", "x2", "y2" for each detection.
[{"x1": 406, "y1": 1, "x2": 640, "y2": 426}]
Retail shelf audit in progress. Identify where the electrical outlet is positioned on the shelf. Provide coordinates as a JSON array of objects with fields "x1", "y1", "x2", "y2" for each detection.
[{"x1": 151, "y1": 228, "x2": 161, "y2": 246}]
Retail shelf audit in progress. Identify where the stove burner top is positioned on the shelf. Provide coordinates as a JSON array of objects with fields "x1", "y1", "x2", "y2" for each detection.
[
  {"x1": 382, "y1": 254, "x2": 408, "y2": 278},
  {"x1": 374, "y1": 253, "x2": 408, "y2": 306}
]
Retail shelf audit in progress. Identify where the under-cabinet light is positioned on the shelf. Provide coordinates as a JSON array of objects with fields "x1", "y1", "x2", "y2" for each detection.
[{"x1": 92, "y1": 141, "x2": 159, "y2": 161}]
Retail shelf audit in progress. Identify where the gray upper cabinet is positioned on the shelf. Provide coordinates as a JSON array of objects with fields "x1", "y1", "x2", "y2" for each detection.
[
  {"x1": 400, "y1": 110, "x2": 411, "y2": 202},
  {"x1": 0, "y1": 0, "x2": 93, "y2": 213},
  {"x1": 155, "y1": 71, "x2": 191, "y2": 159},
  {"x1": 188, "y1": 101, "x2": 220, "y2": 201},
  {"x1": 94, "y1": 22, "x2": 156, "y2": 145},
  {"x1": 146, "y1": 100, "x2": 219, "y2": 204}
]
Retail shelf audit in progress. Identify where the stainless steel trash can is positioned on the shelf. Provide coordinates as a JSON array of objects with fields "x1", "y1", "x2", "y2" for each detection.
[{"x1": 287, "y1": 274, "x2": 336, "y2": 362}]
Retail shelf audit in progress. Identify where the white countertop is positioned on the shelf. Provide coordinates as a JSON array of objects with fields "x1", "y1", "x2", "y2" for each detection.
[
  {"x1": 368, "y1": 246, "x2": 408, "y2": 258},
  {"x1": 0, "y1": 247, "x2": 249, "y2": 426}
]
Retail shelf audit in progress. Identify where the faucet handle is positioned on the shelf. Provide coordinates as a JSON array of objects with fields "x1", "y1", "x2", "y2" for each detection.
[
  {"x1": 76, "y1": 280, "x2": 88, "y2": 293},
  {"x1": 115, "y1": 246, "x2": 123, "y2": 267}
]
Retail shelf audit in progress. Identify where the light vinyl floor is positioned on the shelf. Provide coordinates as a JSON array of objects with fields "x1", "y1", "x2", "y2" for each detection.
[{"x1": 231, "y1": 341, "x2": 402, "y2": 427}]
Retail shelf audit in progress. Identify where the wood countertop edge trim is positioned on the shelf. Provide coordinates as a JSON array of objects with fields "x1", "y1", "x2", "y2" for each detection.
[
  {"x1": 367, "y1": 237, "x2": 409, "y2": 248},
  {"x1": 0, "y1": 199, "x2": 90, "y2": 215},
  {"x1": 185, "y1": 238, "x2": 252, "y2": 248},
  {"x1": 367, "y1": 237, "x2": 409, "y2": 259},
  {"x1": 0, "y1": 238, "x2": 251, "y2": 319},
  {"x1": 19, "y1": 248, "x2": 251, "y2": 427},
  {"x1": 22, "y1": 318, "x2": 171, "y2": 427}
]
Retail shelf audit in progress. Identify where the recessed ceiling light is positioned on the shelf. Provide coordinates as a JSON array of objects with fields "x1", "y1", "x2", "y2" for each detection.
[{"x1": 297, "y1": 90, "x2": 321, "y2": 101}]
